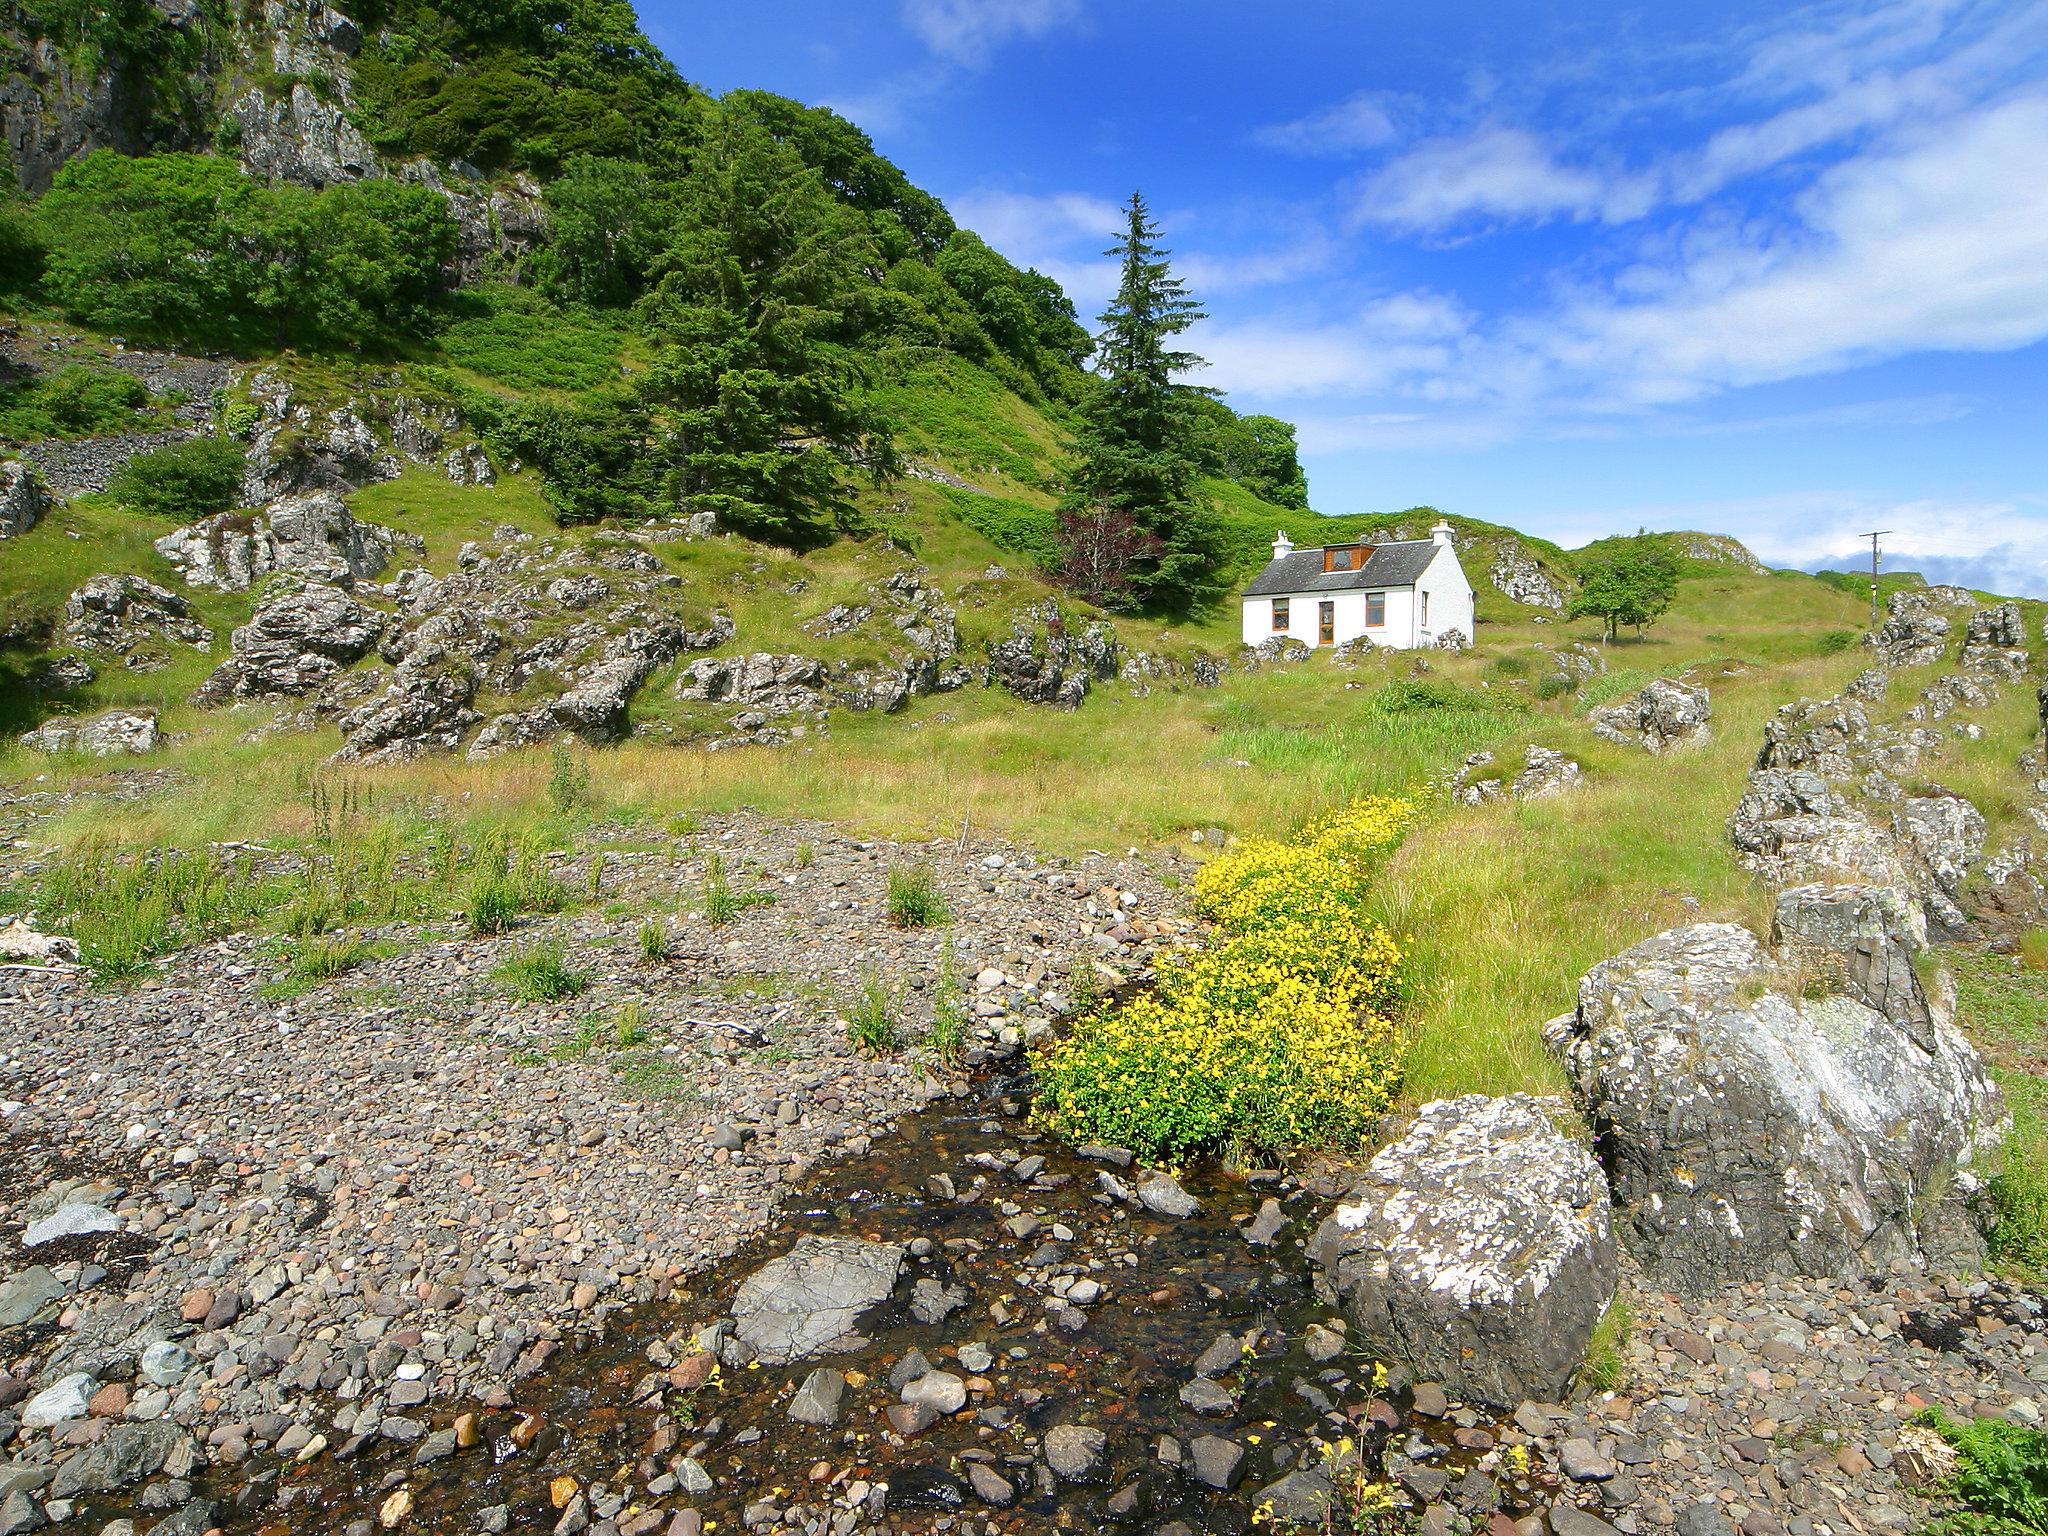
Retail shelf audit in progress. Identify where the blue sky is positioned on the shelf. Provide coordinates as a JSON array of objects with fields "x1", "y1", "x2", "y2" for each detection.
[{"x1": 653, "y1": 0, "x2": 2048, "y2": 592}]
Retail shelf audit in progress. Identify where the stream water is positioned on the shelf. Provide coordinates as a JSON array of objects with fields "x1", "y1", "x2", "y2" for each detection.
[{"x1": 197, "y1": 1084, "x2": 1559, "y2": 1534}]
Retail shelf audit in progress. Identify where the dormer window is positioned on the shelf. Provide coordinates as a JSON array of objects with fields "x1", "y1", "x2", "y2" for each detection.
[{"x1": 1323, "y1": 545, "x2": 1366, "y2": 573}]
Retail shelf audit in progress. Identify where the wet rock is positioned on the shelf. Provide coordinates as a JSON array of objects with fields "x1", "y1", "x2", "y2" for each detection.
[
  {"x1": 729, "y1": 1236, "x2": 905, "y2": 1364},
  {"x1": 50, "y1": 1423, "x2": 191, "y2": 1499},
  {"x1": 1178, "y1": 1378, "x2": 1236, "y2": 1415},
  {"x1": 1551, "y1": 1504, "x2": 1625, "y2": 1536},
  {"x1": 901, "y1": 1370, "x2": 967, "y2": 1416},
  {"x1": 1591, "y1": 679, "x2": 1712, "y2": 754},
  {"x1": 1243, "y1": 1199, "x2": 1286, "y2": 1246},
  {"x1": 1308, "y1": 1094, "x2": 1616, "y2": 1408},
  {"x1": 155, "y1": 494, "x2": 421, "y2": 591},
  {"x1": 193, "y1": 583, "x2": 383, "y2": 703},
  {"x1": 908, "y1": 1276, "x2": 967, "y2": 1325},
  {"x1": 0, "y1": 1268, "x2": 66, "y2": 1327},
  {"x1": 1042, "y1": 1424, "x2": 1107, "y2": 1482},
  {"x1": 0, "y1": 460, "x2": 48, "y2": 538},
  {"x1": 786, "y1": 1368, "x2": 845, "y2": 1427},
  {"x1": 1187, "y1": 1435, "x2": 1245, "y2": 1491},
  {"x1": 1136, "y1": 1171, "x2": 1200, "y2": 1218},
  {"x1": 0, "y1": 1491, "x2": 45, "y2": 1536},
  {"x1": 19, "y1": 708, "x2": 160, "y2": 756},
  {"x1": 964, "y1": 1463, "x2": 1014, "y2": 1507},
  {"x1": 61, "y1": 575, "x2": 213, "y2": 666},
  {"x1": 1548, "y1": 920, "x2": 2008, "y2": 1292},
  {"x1": 1253, "y1": 1467, "x2": 1335, "y2": 1522}
]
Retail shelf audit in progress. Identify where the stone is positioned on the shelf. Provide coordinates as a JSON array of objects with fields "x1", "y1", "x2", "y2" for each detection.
[
  {"x1": 1549, "y1": 920, "x2": 2009, "y2": 1292},
  {"x1": 193, "y1": 583, "x2": 383, "y2": 703},
  {"x1": 986, "y1": 601, "x2": 1120, "y2": 710},
  {"x1": 61, "y1": 575, "x2": 213, "y2": 664},
  {"x1": 1559, "y1": 1437, "x2": 1615, "y2": 1482},
  {"x1": 0, "y1": 1491, "x2": 45, "y2": 1536},
  {"x1": 1550, "y1": 1505, "x2": 1625, "y2": 1536},
  {"x1": 1304, "y1": 1324, "x2": 1345, "y2": 1362},
  {"x1": 1136, "y1": 1172, "x2": 1201, "y2": 1218},
  {"x1": 1591, "y1": 679, "x2": 1713, "y2": 754},
  {"x1": 1675, "y1": 1505, "x2": 1738, "y2": 1536},
  {"x1": 908, "y1": 1276, "x2": 967, "y2": 1325},
  {"x1": 964, "y1": 1463, "x2": 1014, "y2": 1507},
  {"x1": 1042, "y1": 1424, "x2": 1107, "y2": 1482},
  {"x1": 729, "y1": 1237, "x2": 905, "y2": 1364},
  {"x1": 1178, "y1": 1378, "x2": 1236, "y2": 1415},
  {"x1": 1489, "y1": 540, "x2": 1567, "y2": 609},
  {"x1": 19, "y1": 709, "x2": 160, "y2": 756},
  {"x1": 0, "y1": 1268, "x2": 67, "y2": 1328},
  {"x1": 141, "y1": 1501, "x2": 215, "y2": 1536},
  {"x1": 901, "y1": 1371, "x2": 967, "y2": 1415},
  {"x1": 1411, "y1": 1381, "x2": 1449, "y2": 1418},
  {"x1": 786, "y1": 1368, "x2": 845, "y2": 1427},
  {"x1": 0, "y1": 460, "x2": 47, "y2": 539},
  {"x1": 1187, "y1": 1435, "x2": 1245, "y2": 1490},
  {"x1": 21, "y1": 1374, "x2": 94, "y2": 1430},
  {"x1": 1308, "y1": 1094, "x2": 1616, "y2": 1408},
  {"x1": 232, "y1": 83, "x2": 377, "y2": 186},
  {"x1": 1252, "y1": 1468, "x2": 1336, "y2": 1522},
  {"x1": 23, "y1": 1202, "x2": 120, "y2": 1247},
  {"x1": 153, "y1": 493, "x2": 420, "y2": 591},
  {"x1": 50, "y1": 1424, "x2": 191, "y2": 1499}
]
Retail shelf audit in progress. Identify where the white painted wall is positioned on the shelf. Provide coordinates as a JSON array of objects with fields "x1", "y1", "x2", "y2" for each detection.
[
  {"x1": 1411, "y1": 545, "x2": 1475, "y2": 647},
  {"x1": 1238, "y1": 545, "x2": 1476, "y2": 650}
]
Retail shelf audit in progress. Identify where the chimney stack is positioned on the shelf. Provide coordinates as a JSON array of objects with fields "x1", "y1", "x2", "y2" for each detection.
[
  {"x1": 1272, "y1": 529, "x2": 1295, "y2": 560},
  {"x1": 1431, "y1": 519, "x2": 1454, "y2": 547}
]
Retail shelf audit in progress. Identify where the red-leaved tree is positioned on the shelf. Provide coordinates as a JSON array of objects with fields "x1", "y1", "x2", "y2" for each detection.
[{"x1": 1055, "y1": 503, "x2": 1163, "y2": 610}]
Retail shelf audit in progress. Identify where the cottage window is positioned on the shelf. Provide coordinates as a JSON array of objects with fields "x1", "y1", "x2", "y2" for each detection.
[
  {"x1": 1325, "y1": 545, "x2": 1357, "y2": 572},
  {"x1": 1366, "y1": 591, "x2": 1386, "y2": 627},
  {"x1": 1271, "y1": 598, "x2": 1289, "y2": 631},
  {"x1": 1420, "y1": 592, "x2": 1430, "y2": 626}
]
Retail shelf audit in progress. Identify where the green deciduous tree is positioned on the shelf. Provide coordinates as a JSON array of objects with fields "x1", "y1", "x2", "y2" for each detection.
[
  {"x1": 638, "y1": 105, "x2": 895, "y2": 546},
  {"x1": 1061, "y1": 191, "x2": 1225, "y2": 613},
  {"x1": 534, "y1": 155, "x2": 664, "y2": 307},
  {"x1": 1569, "y1": 533, "x2": 1680, "y2": 639}
]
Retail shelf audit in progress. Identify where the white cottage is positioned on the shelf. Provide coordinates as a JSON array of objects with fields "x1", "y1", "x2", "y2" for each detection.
[{"x1": 1240, "y1": 522, "x2": 1474, "y2": 650}]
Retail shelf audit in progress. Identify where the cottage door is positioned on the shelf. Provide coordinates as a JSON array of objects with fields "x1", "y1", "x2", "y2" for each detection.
[{"x1": 1317, "y1": 600, "x2": 1335, "y2": 646}]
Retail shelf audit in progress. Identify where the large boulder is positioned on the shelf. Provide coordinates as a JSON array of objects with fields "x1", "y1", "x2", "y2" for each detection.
[
  {"x1": 1590, "y1": 679, "x2": 1711, "y2": 753},
  {"x1": 1961, "y1": 601, "x2": 2028, "y2": 678},
  {"x1": 49, "y1": 1422, "x2": 193, "y2": 1499},
  {"x1": 1728, "y1": 768, "x2": 1909, "y2": 888},
  {"x1": 60, "y1": 575, "x2": 213, "y2": 666},
  {"x1": 987, "y1": 602, "x2": 1119, "y2": 709},
  {"x1": 193, "y1": 584, "x2": 383, "y2": 704},
  {"x1": 331, "y1": 654, "x2": 479, "y2": 764},
  {"x1": 153, "y1": 493, "x2": 420, "y2": 590},
  {"x1": 729, "y1": 1237, "x2": 904, "y2": 1365},
  {"x1": 1547, "y1": 918, "x2": 2007, "y2": 1293},
  {"x1": 1755, "y1": 696, "x2": 1868, "y2": 777},
  {"x1": 0, "y1": 460, "x2": 47, "y2": 538},
  {"x1": 1307, "y1": 1094, "x2": 1617, "y2": 1408},
  {"x1": 20, "y1": 708, "x2": 160, "y2": 756}
]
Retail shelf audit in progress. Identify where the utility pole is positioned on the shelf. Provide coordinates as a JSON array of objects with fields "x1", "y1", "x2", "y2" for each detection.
[{"x1": 1861, "y1": 530, "x2": 1890, "y2": 631}]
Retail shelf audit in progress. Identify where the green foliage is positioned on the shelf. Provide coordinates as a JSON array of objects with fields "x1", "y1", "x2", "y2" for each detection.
[
  {"x1": 927, "y1": 938, "x2": 966, "y2": 1066},
  {"x1": 0, "y1": 194, "x2": 45, "y2": 296},
  {"x1": 701, "y1": 850, "x2": 774, "y2": 925},
  {"x1": 1061, "y1": 192, "x2": 1225, "y2": 613},
  {"x1": 1582, "y1": 1296, "x2": 1632, "y2": 1392},
  {"x1": 885, "y1": 862, "x2": 949, "y2": 928},
  {"x1": 637, "y1": 917, "x2": 667, "y2": 961},
  {"x1": 1919, "y1": 1409, "x2": 2048, "y2": 1533},
  {"x1": 940, "y1": 488, "x2": 1060, "y2": 569},
  {"x1": 104, "y1": 437, "x2": 245, "y2": 520},
  {"x1": 33, "y1": 152, "x2": 455, "y2": 352},
  {"x1": 1568, "y1": 533, "x2": 1680, "y2": 639},
  {"x1": 847, "y1": 969, "x2": 900, "y2": 1054},
  {"x1": 283, "y1": 933, "x2": 370, "y2": 983},
  {"x1": 467, "y1": 873, "x2": 520, "y2": 935},
  {"x1": 1817, "y1": 628, "x2": 1861, "y2": 655},
  {"x1": 16, "y1": 0, "x2": 212, "y2": 148},
  {"x1": 1189, "y1": 399, "x2": 1308, "y2": 508},
  {"x1": 533, "y1": 155, "x2": 665, "y2": 307},
  {"x1": 640, "y1": 104, "x2": 896, "y2": 545},
  {"x1": 495, "y1": 941, "x2": 591, "y2": 1001},
  {"x1": 463, "y1": 387, "x2": 661, "y2": 522},
  {"x1": 37, "y1": 845, "x2": 269, "y2": 985},
  {"x1": 437, "y1": 285, "x2": 629, "y2": 392},
  {"x1": 547, "y1": 743, "x2": 590, "y2": 813},
  {"x1": 0, "y1": 366, "x2": 152, "y2": 442}
]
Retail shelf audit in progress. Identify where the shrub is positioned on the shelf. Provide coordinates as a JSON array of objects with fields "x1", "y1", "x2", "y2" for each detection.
[
  {"x1": 495, "y1": 942, "x2": 590, "y2": 1002},
  {"x1": 1534, "y1": 672, "x2": 1574, "y2": 702},
  {"x1": 1918, "y1": 1408, "x2": 2048, "y2": 1533},
  {"x1": 0, "y1": 366, "x2": 151, "y2": 441},
  {"x1": 886, "y1": 862, "x2": 949, "y2": 928},
  {"x1": 1818, "y1": 629, "x2": 1860, "y2": 655},
  {"x1": 467, "y1": 873, "x2": 520, "y2": 936},
  {"x1": 286, "y1": 934, "x2": 367, "y2": 982},
  {"x1": 104, "y1": 436, "x2": 244, "y2": 520},
  {"x1": 847, "y1": 970, "x2": 899, "y2": 1054},
  {"x1": 1035, "y1": 797, "x2": 1413, "y2": 1159},
  {"x1": 547, "y1": 742, "x2": 590, "y2": 813}
]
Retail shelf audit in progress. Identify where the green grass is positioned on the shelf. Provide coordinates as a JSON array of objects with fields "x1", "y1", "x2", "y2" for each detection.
[
  {"x1": 494, "y1": 942, "x2": 590, "y2": 1002},
  {"x1": 1951, "y1": 950, "x2": 2048, "y2": 1279},
  {"x1": 927, "y1": 938, "x2": 966, "y2": 1066},
  {"x1": 1581, "y1": 1296, "x2": 1632, "y2": 1393},
  {"x1": 433, "y1": 284, "x2": 633, "y2": 397},
  {"x1": 885, "y1": 862, "x2": 949, "y2": 928},
  {"x1": 847, "y1": 970, "x2": 899, "y2": 1054}
]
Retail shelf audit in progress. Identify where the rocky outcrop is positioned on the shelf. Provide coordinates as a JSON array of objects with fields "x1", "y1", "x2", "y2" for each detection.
[
  {"x1": 192, "y1": 583, "x2": 383, "y2": 703},
  {"x1": 1676, "y1": 533, "x2": 1766, "y2": 572},
  {"x1": 397, "y1": 160, "x2": 549, "y2": 281},
  {"x1": 1308, "y1": 1095, "x2": 1617, "y2": 1407},
  {"x1": 1755, "y1": 696, "x2": 1870, "y2": 777},
  {"x1": 467, "y1": 623, "x2": 702, "y2": 758},
  {"x1": 20, "y1": 708, "x2": 160, "y2": 756},
  {"x1": 987, "y1": 602, "x2": 1118, "y2": 709},
  {"x1": 60, "y1": 575, "x2": 213, "y2": 667},
  {"x1": 240, "y1": 372, "x2": 400, "y2": 502},
  {"x1": 1489, "y1": 540, "x2": 1567, "y2": 609},
  {"x1": 1119, "y1": 649, "x2": 1226, "y2": 696},
  {"x1": 1451, "y1": 745, "x2": 1583, "y2": 804},
  {"x1": 331, "y1": 651, "x2": 479, "y2": 764},
  {"x1": 230, "y1": 83, "x2": 375, "y2": 187},
  {"x1": 728, "y1": 1237, "x2": 904, "y2": 1365},
  {"x1": 1, "y1": 459, "x2": 47, "y2": 537},
  {"x1": 154, "y1": 492, "x2": 421, "y2": 590},
  {"x1": 1960, "y1": 601, "x2": 2029, "y2": 678},
  {"x1": 1869, "y1": 587, "x2": 1974, "y2": 668},
  {"x1": 1729, "y1": 768, "x2": 1909, "y2": 888},
  {"x1": 1547, "y1": 917, "x2": 2007, "y2": 1293},
  {"x1": 1591, "y1": 678, "x2": 1711, "y2": 753}
]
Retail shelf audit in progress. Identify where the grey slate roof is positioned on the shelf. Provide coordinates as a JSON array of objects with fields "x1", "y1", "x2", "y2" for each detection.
[{"x1": 1243, "y1": 539, "x2": 1440, "y2": 597}]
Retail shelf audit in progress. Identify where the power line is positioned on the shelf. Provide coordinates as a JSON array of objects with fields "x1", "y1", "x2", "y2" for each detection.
[{"x1": 1860, "y1": 530, "x2": 1891, "y2": 631}]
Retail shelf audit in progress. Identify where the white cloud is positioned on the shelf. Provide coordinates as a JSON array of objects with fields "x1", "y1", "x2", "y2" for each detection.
[
  {"x1": 1251, "y1": 92, "x2": 1400, "y2": 156},
  {"x1": 899, "y1": 0, "x2": 1083, "y2": 66},
  {"x1": 1351, "y1": 127, "x2": 1653, "y2": 235}
]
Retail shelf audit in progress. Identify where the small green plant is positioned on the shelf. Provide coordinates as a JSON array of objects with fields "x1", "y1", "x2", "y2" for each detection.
[
  {"x1": 1817, "y1": 628, "x2": 1860, "y2": 655},
  {"x1": 614, "y1": 997, "x2": 650, "y2": 1047},
  {"x1": 1581, "y1": 1296, "x2": 1632, "y2": 1393},
  {"x1": 847, "y1": 970, "x2": 900, "y2": 1054},
  {"x1": 586, "y1": 851, "x2": 608, "y2": 900},
  {"x1": 638, "y1": 917, "x2": 667, "y2": 962},
  {"x1": 928, "y1": 939, "x2": 967, "y2": 1066},
  {"x1": 886, "y1": 862, "x2": 949, "y2": 929},
  {"x1": 495, "y1": 942, "x2": 590, "y2": 1002},
  {"x1": 288, "y1": 933, "x2": 367, "y2": 982},
  {"x1": 702, "y1": 851, "x2": 774, "y2": 926},
  {"x1": 548, "y1": 744, "x2": 591, "y2": 814},
  {"x1": 467, "y1": 873, "x2": 520, "y2": 936},
  {"x1": 1917, "y1": 1408, "x2": 2048, "y2": 1533},
  {"x1": 795, "y1": 842, "x2": 815, "y2": 868}
]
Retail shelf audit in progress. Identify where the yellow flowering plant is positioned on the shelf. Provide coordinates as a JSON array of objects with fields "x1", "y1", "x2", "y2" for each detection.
[{"x1": 1035, "y1": 796, "x2": 1413, "y2": 1160}]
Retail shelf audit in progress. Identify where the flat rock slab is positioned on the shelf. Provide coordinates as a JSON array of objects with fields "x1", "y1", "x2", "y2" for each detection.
[
  {"x1": 1308, "y1": 1094, "x2": 1616, "y2": 1409},
  {"x1": 0, "y1": 1268, "x2": 66, "y2": 1328},
  {"x1": 730, "y1": 1236, "x2": 905, "y2": 1365},
  {"x1": 23, "y1": 1203, "x2": 120, "y2": 1248}
]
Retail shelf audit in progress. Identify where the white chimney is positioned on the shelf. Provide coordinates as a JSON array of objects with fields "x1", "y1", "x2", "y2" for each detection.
[
  {"x1": 1431, "y1": 519, "x2": 1454, "y2": 547},
  {"x1": 1273, "y1": 529, "x2": 1295, "y2": 560}
]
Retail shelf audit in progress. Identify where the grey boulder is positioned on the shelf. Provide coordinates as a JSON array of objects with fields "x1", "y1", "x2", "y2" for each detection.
[
  {"x1": 1548, "y1": 916, "x2": 2008, "y2": 1293},
  {"x1": 0, "y1": 460, "x2": 47, "y2": 538},
  {"x1": 193, "y1": 583, "x2": 383, "y2": 703},
  {"x1": 50, "y1": 1422, "x2": 193, "y2": 1499},
  {"x1": 1308, "y1": 1094, "x2": 1616, "y2": 1408},
  {"x1": 19, "y1": 709, "x2": 160, "y2": 757},
  {"x1": 153, "y1": 492, "x2": 420, "y2": 590},
  {"x1": 1590, "y1": 678, "x2": 1712, "y2": 753},
  {"x1": 729, "y1": 1236, "x2": 904, "y2": 1365}
]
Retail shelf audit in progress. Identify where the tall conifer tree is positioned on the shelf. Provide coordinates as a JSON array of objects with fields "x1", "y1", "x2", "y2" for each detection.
[{"x1": 1062, "y1": 191, "x2": 1224, "y2": 612}]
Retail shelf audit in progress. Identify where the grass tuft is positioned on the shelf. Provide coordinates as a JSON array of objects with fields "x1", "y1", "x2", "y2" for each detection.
[
  {"x1": 886, "y1": 862, "x2": 949, "y2": 928},
  {"x1": 495, "y1": 942, "x2": 591, "y2": 1002},
  {"x1": 847, "y1": 970, "x2": 900, "y2": 1054}
]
